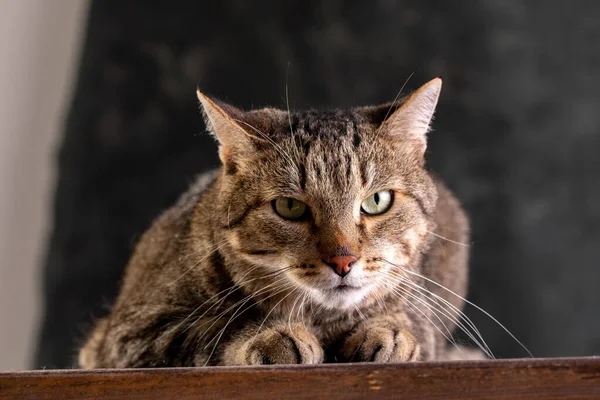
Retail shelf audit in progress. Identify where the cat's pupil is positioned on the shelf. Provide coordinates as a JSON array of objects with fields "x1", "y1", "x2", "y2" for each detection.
[
  {"x1": 373, "y1": 193, "x2": 380, "y2": 204},
  {"x1": 287, "y1": 198, "x2": 294, "y2": 210}
]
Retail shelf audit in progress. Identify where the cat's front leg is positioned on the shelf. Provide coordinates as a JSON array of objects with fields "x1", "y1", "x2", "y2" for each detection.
[
  {"x1": 340, "y1": 317, "x2": 420, "y2": 363},
  {"x1": 221, "y1": 322, "x2": 323, "y2": 365}
]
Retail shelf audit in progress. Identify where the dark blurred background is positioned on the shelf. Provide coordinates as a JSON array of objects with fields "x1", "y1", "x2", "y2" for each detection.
[{"x1": 2, "y1": 1, "x2": 598, "y2": 370}]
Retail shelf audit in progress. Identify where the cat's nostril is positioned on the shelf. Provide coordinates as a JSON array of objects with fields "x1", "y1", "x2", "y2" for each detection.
[{"x1": 325, "y1": 255, "x2": 358, "y2": 278}]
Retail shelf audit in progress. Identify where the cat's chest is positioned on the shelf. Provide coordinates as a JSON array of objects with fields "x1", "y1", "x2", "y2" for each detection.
[{"x1": 311, "y1": 310, "x2": 361, "y2": 344}]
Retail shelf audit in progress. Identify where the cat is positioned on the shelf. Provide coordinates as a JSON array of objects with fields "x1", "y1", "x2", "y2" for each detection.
[{"x1": 79, "y1": 78, "x2": 477, "y2": 368}]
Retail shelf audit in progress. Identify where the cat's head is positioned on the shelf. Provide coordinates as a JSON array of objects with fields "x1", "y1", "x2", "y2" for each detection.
[{"x1": 198, "y1": 79, "x2": 441, "y2": 310}]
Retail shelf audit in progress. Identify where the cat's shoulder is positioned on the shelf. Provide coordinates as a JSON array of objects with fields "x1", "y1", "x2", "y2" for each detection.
[
  {"x1": 145, "y1": 169, "x2": 220, "y2": 234},
  {"x1": 174, "y1": 169, "x2": 220, "y2": 214}
]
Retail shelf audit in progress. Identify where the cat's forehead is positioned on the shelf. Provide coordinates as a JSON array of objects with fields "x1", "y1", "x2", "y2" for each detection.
[
  {"x1": 262, "y1": 109, "x2": 370, "y2": 143},
  {"x1": 254, "y1": 110, "x2": 378, "y2": 198},
  {"x1": 293, "y1": 110, "x2": 361, "y2": 137}
]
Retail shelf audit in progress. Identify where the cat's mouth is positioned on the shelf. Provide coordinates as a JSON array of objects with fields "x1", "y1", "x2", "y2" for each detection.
[
  {"x1": 333, "y1": 281, "x2": 360, "y2": 291},
  {"x1": 334, "y1": 285, "x2": 356, "y2": 292}
]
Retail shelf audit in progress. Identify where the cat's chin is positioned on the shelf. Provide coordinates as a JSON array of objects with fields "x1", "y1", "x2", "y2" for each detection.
[{"x1": 309, "y1": 284, "x2": 372, "y2": 310}]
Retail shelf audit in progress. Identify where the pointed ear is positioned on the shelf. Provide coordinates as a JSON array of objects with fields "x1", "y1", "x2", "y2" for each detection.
[
  {"x1": 196, "y1": 89, "x2": 257, "y2": 167},
  {"x1": 382, "y1": 77, "x2": 442, "y2": 157}
]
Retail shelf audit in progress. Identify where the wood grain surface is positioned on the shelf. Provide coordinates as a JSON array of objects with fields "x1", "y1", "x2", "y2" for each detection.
[{"x1": 1, "y1": 357, "x2": 599, "y2": 400}]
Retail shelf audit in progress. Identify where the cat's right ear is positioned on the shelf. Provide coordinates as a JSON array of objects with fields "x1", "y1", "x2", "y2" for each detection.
[{"x1": 196, "y1": 90, "x2": 257, "y2": 167}]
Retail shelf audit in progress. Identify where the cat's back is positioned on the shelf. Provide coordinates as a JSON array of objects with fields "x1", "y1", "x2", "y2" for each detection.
[
  {"x1": 143, "y1": 169, "x2": 218, "y2": 244},
  {"x1": 432, "y1": 176, "x2": 469, "y2": 239},
  {"x1": 425, "y1": 176, "x2": 470, "y2": 317}
]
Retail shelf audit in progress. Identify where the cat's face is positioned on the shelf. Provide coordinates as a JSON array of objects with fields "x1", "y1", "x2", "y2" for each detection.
[{"x1": 199, "y1": 79, "x2": 441, "y2": 310}]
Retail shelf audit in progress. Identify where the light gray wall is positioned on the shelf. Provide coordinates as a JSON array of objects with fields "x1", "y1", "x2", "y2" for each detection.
[{"x1": 0, "y1": 0, "x2": 89, "y2": 370}]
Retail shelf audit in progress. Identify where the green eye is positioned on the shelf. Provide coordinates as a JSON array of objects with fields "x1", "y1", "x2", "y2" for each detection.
[
  {"x1": 273, "y1": 197, "x2": 308, "y2": 220},
  {"x1": 361, "y1": 190, "x2": 393, "y2": 215}
]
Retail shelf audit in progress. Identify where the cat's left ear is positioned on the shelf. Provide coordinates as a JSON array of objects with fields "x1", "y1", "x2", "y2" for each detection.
[{"x1": 382, "y1": 77, "x2": 442, "y2": 158}]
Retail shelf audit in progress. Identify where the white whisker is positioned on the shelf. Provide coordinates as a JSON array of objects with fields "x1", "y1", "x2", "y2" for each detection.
[
  {"x1": 203, "y1": 282, "x2": 295, "y2": 365},
  {"x1": 168, "y1": 239, "x2": 229, "y2": 286},
  {"x1": 284, "y1": 69, "x2": 302, "y2": 164},
  {"x1": 383, "y1": 270, "x2": 494, "y2": 359},
  {"x1": 385, "y1": 267, "x2": 495, "y2": 358},
  {"x1": 205, "y1": 281, "x2": 293, "y2": 349},
  {"x1": 250, "y1": 286, "x2": 298, "y2": 346},
  {"x1": 381, "y1": 259, "x2": 532, "y2": 357},
  {"x1": 426, "y1": 230, "x2": 470, "y2": 247},
  {"x1": 166, "y1": 264, "x2": 264, "y2": 335},
  {"x1": 286, "y1": 289, "x2": 306, "y2": 344},
  {"x1": 382, "y1": 278, "x2": 459, "y2": 352},
  {"x1": 177, "y1": 265, "x2": 295, "y2": 338},
  {"x1": 371, "y1": 72, "x2": 415, "y2": 152},
  {"x1": 189, "y1": 269, "x2": 293, "y2": 338},
  {"x1": 233, "y1": 118, "x2": 297, "y2": 168},
  {"x1": 354, "y1": 305, "x2": 367, "y2": 322}
]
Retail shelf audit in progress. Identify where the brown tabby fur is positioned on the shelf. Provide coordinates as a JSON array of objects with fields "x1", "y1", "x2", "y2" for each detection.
[{"x1": 79, "y1": 78, "x2": 471, "y2": 368}]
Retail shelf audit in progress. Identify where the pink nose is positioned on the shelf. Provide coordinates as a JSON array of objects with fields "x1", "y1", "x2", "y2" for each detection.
[{"x1": 326, "y1": 255, "x2": 358, "y2": 278}]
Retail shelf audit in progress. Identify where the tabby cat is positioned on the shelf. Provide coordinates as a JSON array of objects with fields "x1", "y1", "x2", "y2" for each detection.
[{"x1": 79, "y1": 78, "x2": 477, "y2": 368}]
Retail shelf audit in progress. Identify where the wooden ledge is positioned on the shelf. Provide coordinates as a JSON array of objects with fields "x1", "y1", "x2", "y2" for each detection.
[{"x1": 1, "y1": 357, "x2": 599, "y2": 399}]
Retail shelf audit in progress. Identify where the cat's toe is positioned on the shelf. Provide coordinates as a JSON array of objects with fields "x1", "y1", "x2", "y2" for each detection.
[
  {"x1": 342, "y1": 323, "x2": 419, "y2": 363},
  {"x1": 243, "y1": 324, "x2": 323, "y2": 365}
]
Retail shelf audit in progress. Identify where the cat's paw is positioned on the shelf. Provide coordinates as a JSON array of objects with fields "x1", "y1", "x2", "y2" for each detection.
[
  {"x1": 341, "y1": 322, "x2": 419, "y2": 362},
  {"x1": 239, "y1": 323, "x2": 323, "y2": 365}
]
